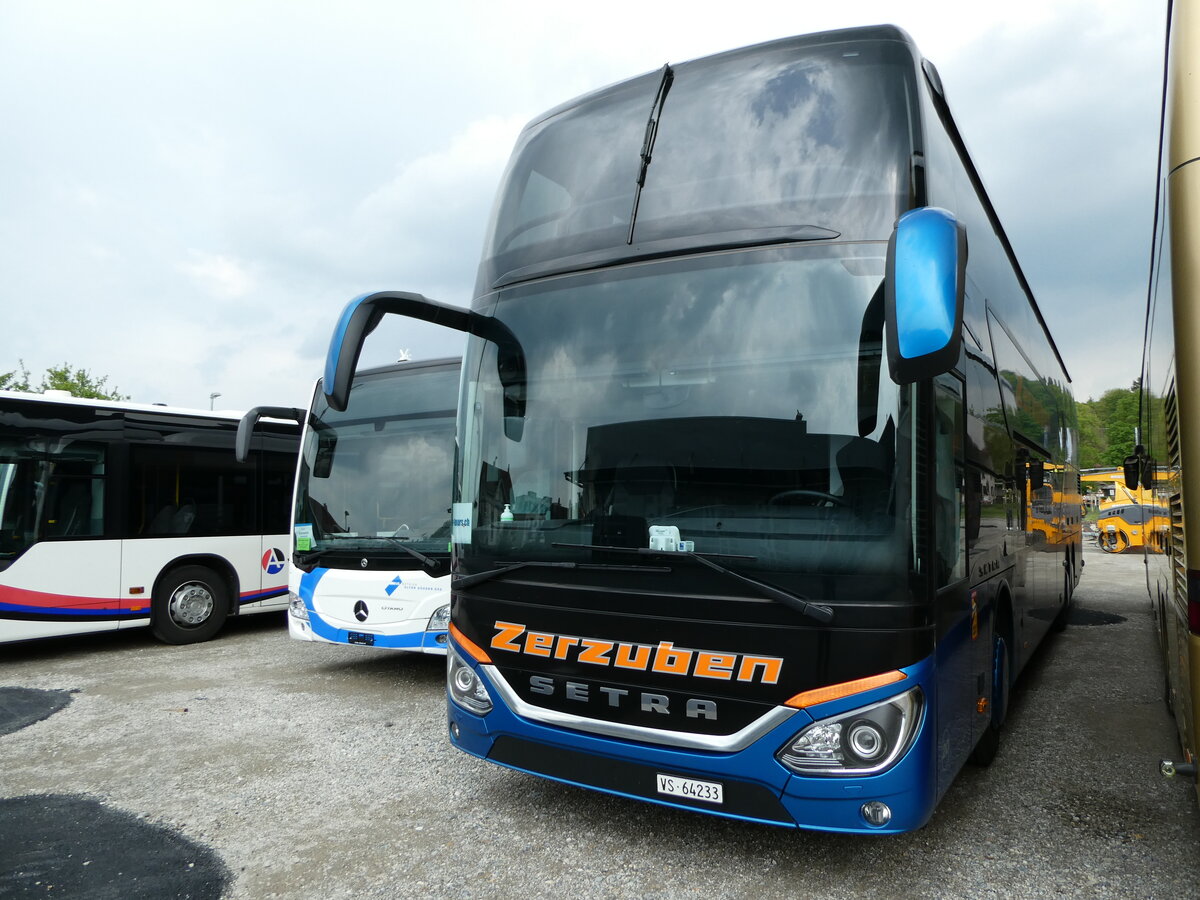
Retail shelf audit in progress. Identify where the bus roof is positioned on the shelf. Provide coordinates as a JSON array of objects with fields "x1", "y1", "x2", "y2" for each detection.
[{"x1": 0, "y1": 388, "x2": 256, "y2": 423}]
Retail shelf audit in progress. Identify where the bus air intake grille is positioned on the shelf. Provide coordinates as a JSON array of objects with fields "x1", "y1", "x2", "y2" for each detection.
[{"x1": 488, "y1": 736, "x2": 793, "y2": 825}]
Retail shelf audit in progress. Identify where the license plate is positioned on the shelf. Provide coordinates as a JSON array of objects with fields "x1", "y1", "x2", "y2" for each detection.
[
  {"x1": 348, "y1": 631, "x2": 376, "y2": 646},
  {"x1": 656, "y1": 773, "x2": 724, "y2": 805}
]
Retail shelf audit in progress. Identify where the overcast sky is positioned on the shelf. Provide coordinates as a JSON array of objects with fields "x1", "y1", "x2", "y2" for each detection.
[{"x1": 0, "y1": 0, "x2": 1164, "y2": 411}]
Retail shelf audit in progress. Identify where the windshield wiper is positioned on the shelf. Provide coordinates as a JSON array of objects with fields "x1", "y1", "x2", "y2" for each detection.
[
  {"x1": 382, "y1": 537, "x2": 442, "y2": 571},
  {"x1": 457, "y1": 559, "x2": 671, "y2": 591},
  {"x1": 551, "y1": 542, "x2": 834, "y2": 624},
  {"x1": 627, "y1": 63, "x2": 675, "y2": 244},
  {"x1": 293, "y1": 539, "x2": 445, "y2": 571}
]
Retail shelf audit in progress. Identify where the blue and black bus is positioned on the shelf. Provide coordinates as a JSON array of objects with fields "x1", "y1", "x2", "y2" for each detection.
[{"x1": 324, "y1": 25, "x2": 1080, "y2": 833}]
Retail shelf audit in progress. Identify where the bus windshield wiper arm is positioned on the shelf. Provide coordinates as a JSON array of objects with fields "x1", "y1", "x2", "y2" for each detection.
[
  {"x1": 382, "y1": 537, "x2": 440, "y2": 570},
  {"x1": 294, "y1": 541, "x2": 443, "y2": 571},
  {"x1": 551, "y1": 541, "x2": 834, "y2": 624},
  {"x1": 627, "y1": 63, "x2": 675, "y2": 244},
  {"x1": 457, "y1": 559, "x2": 671, "y2": 591},
  {"x1": 686, "y1": 552, "x2": 834, "y2": 624}
]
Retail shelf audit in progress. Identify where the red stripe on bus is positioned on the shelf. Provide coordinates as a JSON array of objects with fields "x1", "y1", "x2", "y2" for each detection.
[{"x1": 0, "y1": 583, "x2": 126, "y2": 611}]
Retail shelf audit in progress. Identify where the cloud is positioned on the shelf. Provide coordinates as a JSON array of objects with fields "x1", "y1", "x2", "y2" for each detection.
[
  {"x1": 0, "y1": 0, "x2": 1168, "y2": 413},
  {"x1": 179, "y1": 252, "x2": 256, "y2": 300}
]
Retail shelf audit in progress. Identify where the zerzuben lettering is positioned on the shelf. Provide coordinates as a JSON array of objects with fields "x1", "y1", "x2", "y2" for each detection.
[{"x1": 490, "y1": 620, "x2": 782, "y2": 685}]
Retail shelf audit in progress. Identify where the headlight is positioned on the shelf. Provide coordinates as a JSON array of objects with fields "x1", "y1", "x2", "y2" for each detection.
[
  {"x1": 288, "y1": 592, "x2": 309, "y2": 622},
  {"x1": 777, "y1": 687, "x2": 923, "y2": 776},
  {"x1": 426, "y1": 604, "x2": 450, "y2": 632},
  {"x1": 447, "y1": 644, "x2": 492, "y2": 715}
]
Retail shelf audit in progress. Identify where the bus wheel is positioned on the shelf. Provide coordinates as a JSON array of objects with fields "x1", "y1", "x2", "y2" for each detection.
[
  {"x1": 969, "y1": 633, "x2": 1009, "y2": 766},
  {"x1": 152, "y1": 565, "x2": 229, "y2": 645}
]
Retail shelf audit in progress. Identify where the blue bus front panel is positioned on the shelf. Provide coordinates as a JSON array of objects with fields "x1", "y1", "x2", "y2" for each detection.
[{"x1": 449, "y1": 648, "x2": 939, "y2": 834}]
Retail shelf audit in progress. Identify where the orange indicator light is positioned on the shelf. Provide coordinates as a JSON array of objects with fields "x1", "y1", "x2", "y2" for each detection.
[
  {"x1": 785, "y1": 670, "x2": 906, "y2": 709},
  {"x1": 449, "y1": 622, "x2": 492, "y2": 663}
]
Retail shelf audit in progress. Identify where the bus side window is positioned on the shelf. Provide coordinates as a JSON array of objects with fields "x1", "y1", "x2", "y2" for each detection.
[
  {"x1": 43, "y1": 443, "x2": 106, "y2": 539},
  {"x1": 934, "y1": 375, "x2": 966, "y2": 585}
]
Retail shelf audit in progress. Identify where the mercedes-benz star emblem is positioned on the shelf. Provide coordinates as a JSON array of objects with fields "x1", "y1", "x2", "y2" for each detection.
[{"x1": 354, "y1": 601, "x2": 369, "y2": 623}]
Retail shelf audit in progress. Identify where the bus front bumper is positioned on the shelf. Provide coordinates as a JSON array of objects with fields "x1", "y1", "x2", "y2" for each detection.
[{"x1": 447, "y1": 657, "x2": 939, "y2": 834}]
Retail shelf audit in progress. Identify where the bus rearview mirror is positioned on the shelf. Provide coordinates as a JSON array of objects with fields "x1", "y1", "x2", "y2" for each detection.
[
  {"x1": 312, "y1": 428, "x2": 337, "y2": 479},
  {"x1": 235, "y1": 406, "x2": 307, "y2": 464},
  {"x1": 884, "y1": 207, "x2": 966, "y2": 385},
  {"x1": 1123, "y1": 445, "x2": 1147, "y2": 491}
]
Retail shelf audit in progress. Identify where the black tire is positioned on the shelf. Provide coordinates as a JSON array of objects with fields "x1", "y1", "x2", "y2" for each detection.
[
  {"x1": 1052, "y1": 561, "x2": 1072, "y2": 633},
  {"x1": 151, "y1": 565, "x2": 229, "y2": 645}
]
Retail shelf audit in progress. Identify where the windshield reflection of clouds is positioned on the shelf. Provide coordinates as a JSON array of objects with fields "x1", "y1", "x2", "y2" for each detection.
[
  {"x1": 463, "y1": 249, "x2": 907, "y2": 573},
  {"x1": 640, "y1": 56, "x2": 904, "y2": 237},
  {"x1": 483, "y1": 42, "x2": 911, "y2": 282},
  {"x1": 301, "y1": 423, "x2": 454, "y2": 547}
]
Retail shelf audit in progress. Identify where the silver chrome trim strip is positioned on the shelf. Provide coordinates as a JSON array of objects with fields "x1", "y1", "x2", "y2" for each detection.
[{"x1": 480, "y1": 664, "x2": 801, "y2": 751}]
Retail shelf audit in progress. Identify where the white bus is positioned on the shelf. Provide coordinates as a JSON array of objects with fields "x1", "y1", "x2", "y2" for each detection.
[
  {"x1": 238, "y1": 358, "x2": 458, "y2": 653},
  {"x1": 0, "y1": 390, "x2": 299, "y2": 644}
]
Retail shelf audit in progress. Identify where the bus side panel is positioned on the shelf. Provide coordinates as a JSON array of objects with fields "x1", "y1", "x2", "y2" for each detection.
[
  {"x1": 249, "y1": 534, "x2": 291, "y2": 610},
  {"x1": 0, "y1": 540, "x2": 125, "y2": 641},
  {"x1": 116, "y1": 535, "x2": 289, "y2": 629}
]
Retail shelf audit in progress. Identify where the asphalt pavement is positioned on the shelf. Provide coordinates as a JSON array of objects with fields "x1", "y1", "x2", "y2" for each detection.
[{"x1": 1, "y1": 544, "x2": 1198, "y2": 899}]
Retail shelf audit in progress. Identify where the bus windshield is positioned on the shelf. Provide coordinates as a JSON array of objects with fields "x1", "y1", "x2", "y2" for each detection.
[
  {"x1": 458, "y1": 243, "x2": 910, "y2": 576},
  {"x1": 296, "y1": 369, "x2": 456, "y2": 560},
  {"x1": 481, "y1": 36, "x2": 915, "y2": 285}
]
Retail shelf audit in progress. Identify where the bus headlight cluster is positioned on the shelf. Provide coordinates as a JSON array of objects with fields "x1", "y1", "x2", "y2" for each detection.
[
  {"x1": 426, "y1": 604, "x2": 451, "y2": 632},
  {"x1": 447, "y1": 645, "x2": 492, "y2": 715},
  {"x1": 776, "y1": 687, "x2": 923, "y2": 776},
  {"x1": 287, "y1": 592, "x2": 309, "y2": 622}
]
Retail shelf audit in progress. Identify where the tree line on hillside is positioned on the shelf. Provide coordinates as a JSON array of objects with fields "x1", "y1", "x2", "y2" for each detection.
[
  {"x1": 1, "y1": 361, "x2": 127, "y2": 401},
  {"x1": 1077, "y1": 382, "x2": 1141, "y2": 470}
]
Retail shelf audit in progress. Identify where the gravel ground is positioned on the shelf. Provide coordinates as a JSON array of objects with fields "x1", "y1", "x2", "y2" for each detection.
[{"x1": 2, "y1": 544, "x2": 1199, "y2": 899}]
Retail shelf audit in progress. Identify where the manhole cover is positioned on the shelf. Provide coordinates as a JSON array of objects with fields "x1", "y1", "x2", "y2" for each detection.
[
  {"x1": 1068, "y1": 608, "x2": 1126, "y2": 626},
  {"x1": 0, "y1": 687, "x2": 73, "y2": 737}
]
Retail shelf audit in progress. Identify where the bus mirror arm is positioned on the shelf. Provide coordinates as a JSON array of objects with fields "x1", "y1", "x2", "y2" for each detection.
[
  {"x1": 324, "y1": 291, "x2": 527, "y2": 433},
  {"x1": 236, "y1": 406, "x2": 307, "y2": 463}
]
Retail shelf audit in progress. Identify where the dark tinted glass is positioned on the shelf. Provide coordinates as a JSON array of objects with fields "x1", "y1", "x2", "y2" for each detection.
[
  {"x1": 130, "y1": 445, "x2": 257, "y2": 537},
  {"x1": 482, "y1": 35, "x2": 916, "y2": 286},
  {"x1": 260, "y1": 439, "x2": 297, "y2": 535},
  {"x1": 457, "y1": 245, "x2": 908, "y2": 576}
]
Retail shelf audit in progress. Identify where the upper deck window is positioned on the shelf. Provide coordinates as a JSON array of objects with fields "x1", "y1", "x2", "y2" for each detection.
[{"x1": 482, "y1": 35, "x2": 917, "y2": 286}]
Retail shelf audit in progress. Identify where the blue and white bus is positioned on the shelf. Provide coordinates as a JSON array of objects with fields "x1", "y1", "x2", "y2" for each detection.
[
  {"x1": 239, "y1": 358, "x2": 459, "y2": 653},
  {"x1": 324, "y1": 26, "x2": 1079, "y2": 833}
]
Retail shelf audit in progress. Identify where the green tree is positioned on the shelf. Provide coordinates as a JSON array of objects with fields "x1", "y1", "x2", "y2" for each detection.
[
  {"x1": 38, "y1": 363, "x2": 128, "y2": 400},
  {"x1": 0, "y1": 360, "x2": 32, "y2": 392},
  {"x1": 1098, "y1": 386, "x2": 1140, "y2": 467},
  {"x1": 2, "y1": 361, "x2": 128, "y2": 400},
  {"x1": 1076, "y1": 403, "x2": 1106, "y2": 468}
]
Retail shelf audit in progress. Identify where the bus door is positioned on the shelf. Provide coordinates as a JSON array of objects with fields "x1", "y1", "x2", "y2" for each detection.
[
  {"x1": 256, "y1": 437, "x2": 295, "y2": 599},
  {"x1": 0, "y1": 435, "x2": 123, "y2": 631},
  {"x1": 932, "y1": 374, "x2": 974, "y2": 787}
]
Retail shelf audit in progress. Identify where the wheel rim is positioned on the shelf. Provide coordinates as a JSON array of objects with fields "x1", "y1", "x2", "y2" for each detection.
[{"x1": 168, "y1": 581, "x2": 215, "y2": 627}]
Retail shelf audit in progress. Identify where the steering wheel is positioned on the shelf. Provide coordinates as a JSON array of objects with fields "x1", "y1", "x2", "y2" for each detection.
[{"x1": 767, "y1": 490, "x2": 847, "y2": 507}]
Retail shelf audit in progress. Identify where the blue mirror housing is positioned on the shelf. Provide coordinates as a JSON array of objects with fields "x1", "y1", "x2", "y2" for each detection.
[{"x1": 884, "y1": 207, "x2": 966, "y2": 385}]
